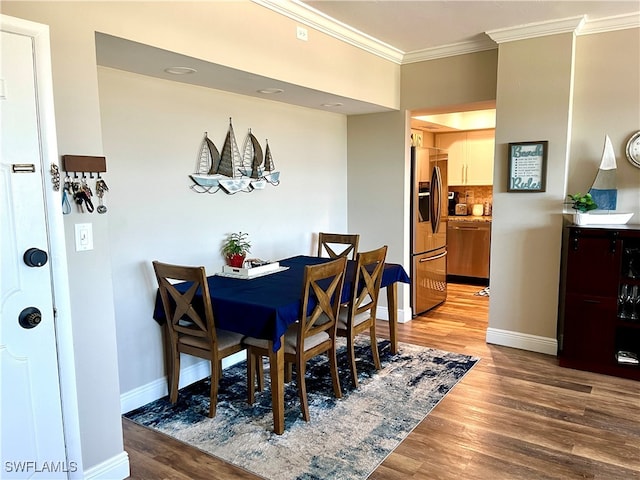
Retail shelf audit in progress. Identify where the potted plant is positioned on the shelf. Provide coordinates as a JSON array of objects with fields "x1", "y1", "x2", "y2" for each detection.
[
  {"x1": 222, "y1": 232, "x2": 251, "y2": 267},
  {"x1": 566, "y1": 193, "x2": 597, "y2": 225},
  {"x1": 567, "y1": 193, "x2": 597, "y2": 213}
]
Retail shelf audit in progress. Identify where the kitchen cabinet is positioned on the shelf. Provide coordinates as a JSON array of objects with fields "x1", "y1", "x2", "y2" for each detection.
[
  {"x1": 435, "y1": 129, "x2": 494, "y2": 186},
  {"x1": 558, "y1": 225, "x2": 640, "y2": 381}
]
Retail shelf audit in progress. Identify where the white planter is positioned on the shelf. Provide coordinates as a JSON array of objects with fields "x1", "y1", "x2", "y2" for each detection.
[{"x1": 573, "y1": 211, "x2": 634, "y2": 225}]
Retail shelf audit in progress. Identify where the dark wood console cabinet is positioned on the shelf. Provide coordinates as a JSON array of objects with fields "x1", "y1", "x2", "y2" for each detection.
[{"x1": 558, "y1": 224, "x2": 640, "y2": 380}]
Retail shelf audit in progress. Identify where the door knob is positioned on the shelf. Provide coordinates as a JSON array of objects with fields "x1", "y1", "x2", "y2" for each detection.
[
  {"x1": 23, "y1": 248, "x2": 48, "y2": 267},
  {"x1": 19, "y1": 307, "x2": 42, "y2": 329}
]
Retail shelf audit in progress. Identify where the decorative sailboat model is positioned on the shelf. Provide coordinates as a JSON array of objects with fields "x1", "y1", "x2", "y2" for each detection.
[
  {"x1": 262, "y1": 140, "x2": 280, "y2": 186},
  {"x1": 190, "y1": 132, "x2": 224, "y2": 193},
  {"x1": 589, "y1": 134, "x2": 618, "y2": 210},
  {"x1": 575, "y1": 135, "x2": 633, "y2": 225},
  {"x1": 217, "y1": 119, "x2": 251, "y2": 194},
  {"x1": 241, "y1": 129, "x2": 267, "y2": 190},
  {"x1": 189, "y1": 119, "x2": 279, "y2": 194}
]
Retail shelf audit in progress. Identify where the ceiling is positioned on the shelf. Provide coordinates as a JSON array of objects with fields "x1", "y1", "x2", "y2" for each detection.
[
  {"x1": 302, "y1": 1, "x2": 639, "y2": 55},
  {"x1": 96, "y1": 1, "x2": 640, "y2": 117}
]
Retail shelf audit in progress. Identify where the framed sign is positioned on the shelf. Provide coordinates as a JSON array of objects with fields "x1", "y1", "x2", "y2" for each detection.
[{"x1": 508, "y1": 141, "x2": 548, "y2": 192}]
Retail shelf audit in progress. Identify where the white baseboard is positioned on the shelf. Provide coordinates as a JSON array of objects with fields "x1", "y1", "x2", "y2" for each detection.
[
  {"x1": 83, "y1": 451, "x2": 129, "y2": 480},
  {"x1": 486, "y1": 327, "x2": 558, "y2": 356},
  {"x1": 120, "y1": 351, "x2": 246, "y2": 414},
  {"x1": 376, "y1": 306, "x2": 412, "y2": 324}
]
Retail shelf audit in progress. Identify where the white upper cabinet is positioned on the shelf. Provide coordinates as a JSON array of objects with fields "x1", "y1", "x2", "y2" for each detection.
[{"x1": 436, "y1": 129, "x2": 494, "y2": 186}]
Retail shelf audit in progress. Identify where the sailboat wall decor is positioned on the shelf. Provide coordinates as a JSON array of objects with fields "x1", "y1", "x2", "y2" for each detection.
[{"x1": 189, "y1": 118, "x2": 280, "y2": 194}]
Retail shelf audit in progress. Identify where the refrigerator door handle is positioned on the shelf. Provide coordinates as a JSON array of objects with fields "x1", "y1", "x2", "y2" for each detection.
[
  {"x1": 419, "y1": 251, "x2": 447, "y2": 262},
  {"x1": 430, "y1": 165, "x2": 442, "y2": 234}
]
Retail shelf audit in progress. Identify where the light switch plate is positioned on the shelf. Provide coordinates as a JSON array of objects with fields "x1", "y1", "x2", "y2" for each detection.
[{"x1": 75, "y1": 223, "x2": 93, "y2": 251}]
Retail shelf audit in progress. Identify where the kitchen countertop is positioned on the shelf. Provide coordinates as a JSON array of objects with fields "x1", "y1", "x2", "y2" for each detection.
[{"x1": 448, "y1": 216, "x2": 492, "y2": 223}]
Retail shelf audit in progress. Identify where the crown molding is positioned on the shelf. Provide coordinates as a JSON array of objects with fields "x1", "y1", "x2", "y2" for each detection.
[
  {"x1": 254, "y1": 1, "x2": 640, "y2": 65},
  {"x1": 486, "y1": 15, "x2": 586, "y2": 44},
  {"x1": 252, "y1": 0, "x2": 404, "y2": 64},
  {"x1": 402, "y1": 37, "x2": 497, "y2": 64},
  {"x1": 578, "y1": 12, "x2": 640, "y2": 35}
]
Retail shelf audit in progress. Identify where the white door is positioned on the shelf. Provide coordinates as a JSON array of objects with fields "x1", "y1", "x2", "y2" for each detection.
[{"x1": 0, "y1": 29, "x2": 69, "y2": 478}]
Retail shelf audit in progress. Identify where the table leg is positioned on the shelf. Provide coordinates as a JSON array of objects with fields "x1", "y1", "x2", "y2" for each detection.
[
  {"x1": 268, "y1": 336, "x2": 285, "y2": 435},
  {"x1": 386, "y1": 282, "x2": 398, "y2": 354}
]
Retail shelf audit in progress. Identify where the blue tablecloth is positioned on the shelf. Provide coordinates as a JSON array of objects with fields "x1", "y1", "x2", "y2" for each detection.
[{"x1": 153, "y1": 255, "x2": 409, "y2": 351}]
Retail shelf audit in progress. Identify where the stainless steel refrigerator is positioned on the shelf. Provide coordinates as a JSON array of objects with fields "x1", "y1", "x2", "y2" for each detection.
[{"x1": 410, "y1": 146, "x2": 448, "y2": 315}]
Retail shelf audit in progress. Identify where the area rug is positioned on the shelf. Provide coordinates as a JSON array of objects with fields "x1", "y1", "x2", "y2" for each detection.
[
  {"x1": 125, "y1": 338, "x2": 479, "y2": 480},
  {"x1": 475, "y1": 286, "x2": 490, "y2": 296}
]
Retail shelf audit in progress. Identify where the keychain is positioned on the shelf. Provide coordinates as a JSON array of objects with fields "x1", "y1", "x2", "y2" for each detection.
[
  {"x1": 96, "y1": 178, "x2": 109, "y2": 214},
  {"x1": 80, "y1": 177, "x2": 94, "y2": 213},
  {"x1": 62, "y1": 174, "x2": 72, "y2": 214}
]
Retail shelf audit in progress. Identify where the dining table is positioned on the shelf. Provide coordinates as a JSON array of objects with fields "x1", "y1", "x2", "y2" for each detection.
[{"x1": 153, "y1": 254, "x2": 410, "y2": 434}]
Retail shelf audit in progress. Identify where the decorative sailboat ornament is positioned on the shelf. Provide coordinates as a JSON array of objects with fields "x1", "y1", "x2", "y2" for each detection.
[
  {"x1": 575, "y1": 134, "x2": 634, "y2": 225},
  {"x1": 241, "y1": 129, "x2": 267, "y2": 190},
  {"x1": 190, "y1": 132, "x2": 223, "y2": 193},
  {"x1": 218, "y1": 118, "x2": 251, "y2": 194},
  {"x1": 262, "y1": 140, "x2": 280, "y2": 185},
  {"x1": 588, "y1": 135, "x2": 617, "y2": 210}
]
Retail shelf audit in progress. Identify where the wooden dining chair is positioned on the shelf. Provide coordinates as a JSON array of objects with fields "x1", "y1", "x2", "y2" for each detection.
[
  {"x1": 245, "y1": 256, "x2": 347, "y2": 422},
  {"x1": 152, "y1": 261, "x2": 246, "y2": 418},
  {"x1": 337, "y1": 245, "x2": 388, "y2": 388},
  {"x1": 317, "y1": 232, "x2": 360, "y2": 260}
]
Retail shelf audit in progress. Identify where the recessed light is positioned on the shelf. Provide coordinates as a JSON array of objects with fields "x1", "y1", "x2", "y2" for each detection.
[
  {"x1": 164, "y1": 66, "x2": 197, "y2": 75},
  {"x1": 321, "y1": 102, "x2": 343, "y2": 108},
  {"x1": 257, "y1": 88, "x2": 284, "y2": 94}
]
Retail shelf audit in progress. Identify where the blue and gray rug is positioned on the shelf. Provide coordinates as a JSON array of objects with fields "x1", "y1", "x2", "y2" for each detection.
[{"x1": 125, "y1": 338, "x2": 478, "y2": 480}]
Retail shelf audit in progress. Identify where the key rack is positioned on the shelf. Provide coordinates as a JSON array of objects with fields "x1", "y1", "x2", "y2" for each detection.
[
  {"x1": 61, "y1": 155, "x2": 110, "y2": 215},
  {"x1": 62, "y1": 155, "x2": 107, "y2": 177}
]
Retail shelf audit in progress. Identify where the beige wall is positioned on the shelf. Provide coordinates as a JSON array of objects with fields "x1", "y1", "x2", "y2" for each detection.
[
  {"x1": 489, "y1": 33, "x2": 576, "y2": 349},
  {"x1": 347, "y1": 111, "x2": 411, "y2": 315},
  {"x1": 346, "y1": 50, "x2": 499, "y2": 317},
  {"x1": 570, "y1": 28, "x2": 640, "y2": 213},
  {"x1": 400, "y1": 49, "x2": 498, "y2": 111},
  {"x1": 98, "y1": 66, "x2": 348, "y2": 396},
  {"x1": 4, "y1": 1, "x2": 399, "y2": 109}
]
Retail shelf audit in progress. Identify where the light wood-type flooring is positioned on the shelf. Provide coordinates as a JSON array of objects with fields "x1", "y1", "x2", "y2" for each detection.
[{"x1": 123, "y1": 283, "x2": 640, "y2": 479}]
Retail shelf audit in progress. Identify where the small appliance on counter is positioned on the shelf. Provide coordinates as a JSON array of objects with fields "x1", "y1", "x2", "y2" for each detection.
[
  {"x1": 455, "y1": 203, "x2": 468, "y2": 216},
  {"x1": 448, "y1": 192, "x2": 459, "y2": 215},
  {"x1": 471, "y1": 204, "x2": 484, "y2": 216}
]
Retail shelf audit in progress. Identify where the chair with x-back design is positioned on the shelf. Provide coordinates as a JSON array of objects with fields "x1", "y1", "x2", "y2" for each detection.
[
  {"x1": 317, "y1": 232, "x2": 360, "y2": 261},
  {"x1": 152, "y1": 261, "x2": 247, "y2": 418},
  {"x1": 337, "y1": 245, "x2": 388, "y2": 388},
  {"x1": 245, "y1": 256, "x2": 347, "y2": 422}
]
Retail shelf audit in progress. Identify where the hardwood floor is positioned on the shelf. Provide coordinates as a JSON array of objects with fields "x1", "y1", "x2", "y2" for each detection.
[{"x1": 123, "y1": 283, "x2": 640, "y2": 479}]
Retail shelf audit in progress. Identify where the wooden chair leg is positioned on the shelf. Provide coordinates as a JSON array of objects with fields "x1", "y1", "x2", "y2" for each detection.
[
  {"x1": 247, "y1": 350, "x2": 256, "y2": 404},
  {"x1": 346, "y1": 334, "x2": 359, "y2": 388},
  {"x1": 256, "y1": 355, "x2": 264, "y2": 392},
  {"x1": 169, "y1": 346, "x2": 180, "y2": 404},
  {"x1": 296, "y1": 357, "x2": 310, "y2": 421},
  {"x1": 370, "y1": 324, "x2": 381, "y2": 370},
  {"x1": 209, "y1": 356, "x2": 219, "y2": 418},
  {"x1": 285, "y1": 362, "x2": 293, "y2": 383},
  {"x1": 328, "y1": 345, "x2": 343, "y2": 399}
]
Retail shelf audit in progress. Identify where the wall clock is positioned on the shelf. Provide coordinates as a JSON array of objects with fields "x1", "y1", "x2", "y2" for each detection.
[{"x1": 626, "y1": 130, "x2": 640, "y2": 168}]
